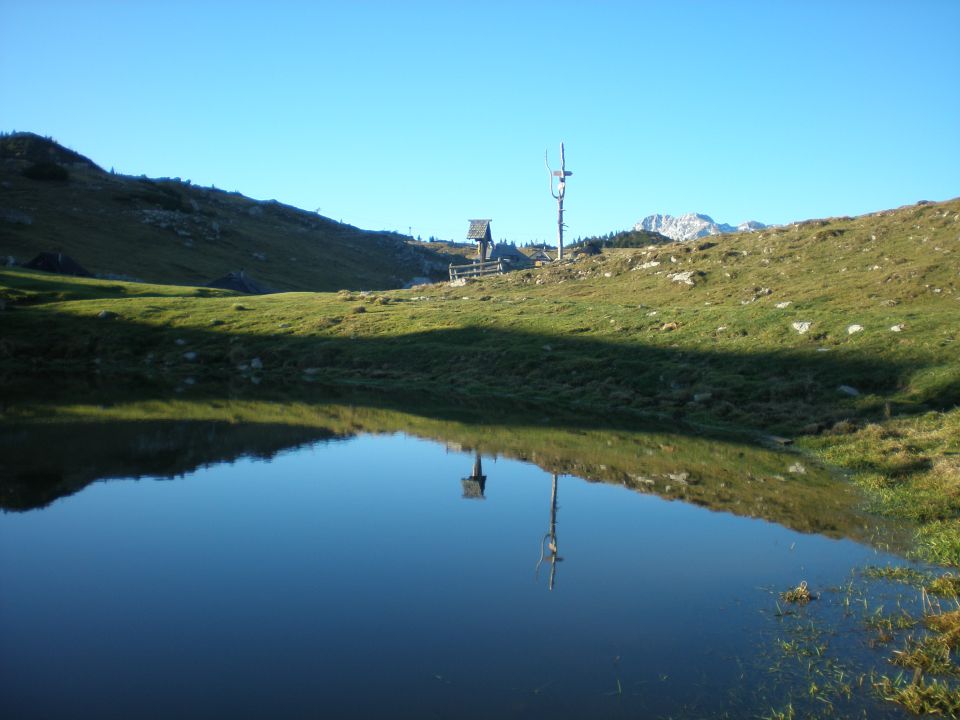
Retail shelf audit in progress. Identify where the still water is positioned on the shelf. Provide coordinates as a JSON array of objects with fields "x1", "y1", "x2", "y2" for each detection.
[{"x1": 0, "y1": 423, "x2": 915, "y2": 719}]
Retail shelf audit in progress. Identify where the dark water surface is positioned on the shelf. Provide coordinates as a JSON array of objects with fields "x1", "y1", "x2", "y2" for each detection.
[{"x1": 1, "y1": 422, "x2": 916, "y2": 719}]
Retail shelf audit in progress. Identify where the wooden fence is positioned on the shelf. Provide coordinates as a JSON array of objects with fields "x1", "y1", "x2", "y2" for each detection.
[{"x1": 448, "y1": 258, "x2": 504, "y2": 281}]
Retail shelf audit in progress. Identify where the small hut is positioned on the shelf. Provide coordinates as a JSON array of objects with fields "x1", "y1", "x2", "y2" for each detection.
[
  {"x1": 489, "y1": 242, "x2": 530, "y2": 268},
  {"x1": 205, "y1": 270, "x2": 272, "y2": 295},
  {"x1": 527, "y1": 248, "x2": 555, "y2": 264},
  {"x1": 466, "y1": 219, "x2": 493, "y2": 262},
  {"x1": 24, "y1": 251, "x2": 91, "y2": 277}
]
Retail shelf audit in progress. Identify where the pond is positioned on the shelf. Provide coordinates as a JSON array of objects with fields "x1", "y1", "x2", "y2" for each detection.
[{"x1": 0, "y1": 397, "x2": 925, "y2": 719}]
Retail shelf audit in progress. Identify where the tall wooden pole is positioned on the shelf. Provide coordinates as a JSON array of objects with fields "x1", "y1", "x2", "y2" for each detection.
[{"x1": 546, "y1": 143, "x2": 572, "y2": 261}]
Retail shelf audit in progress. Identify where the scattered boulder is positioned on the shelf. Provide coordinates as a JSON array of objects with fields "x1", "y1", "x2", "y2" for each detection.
[
  {"x1": 775, "y1": 301, "x2": 792, "y2": 309},
  {"x1": 668, "y1": 270, "x2": 699, "y2": 286},
  {"x1": 403, "y1": 276, "x2": 432, "y2": 289},
  {"x1": 837, "y1": 385, "x2": 860, "y2": 396},
  {"x1": 250, "y1": 357, "x2": 263, "y2": 370},
  {"x1": 182, "y1": 351, "x2": 197, "y2": 361},
  {"x1": 847, "y1": 324, "x2": 864, "y2": 335},
  {"x1": 0, "y1": 208, "x2": 32, "y2": 225},
  {"x1": 97, "y1": 310, "x2": 118, "y2": 320},
  {"x1": 660, "y1": 322, "x2": 679, "y2": 331},
  {"x1": 890, "y1": 323, "x2": 905, "y2": 332},
  {"x1": 792, "y1": 322, "x2": 811, "y2": 334},
  {"x1": 448, "y1": 278, "x2": 468, "y2": 287}
]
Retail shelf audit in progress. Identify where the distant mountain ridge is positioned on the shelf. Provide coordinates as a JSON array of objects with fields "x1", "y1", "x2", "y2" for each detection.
[{"x1": 635, "y1": 213, "x2": 766, "y2": 242}]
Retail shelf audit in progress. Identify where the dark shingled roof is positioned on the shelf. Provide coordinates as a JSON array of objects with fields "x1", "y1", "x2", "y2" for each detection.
[
  {"x1": 489, "y1": 243, "x2": 529, "y2": 263},
  {"x1": 205, "y1": 271, "x2": 272, "y2": 295},
  {"x1": 24, "y1": 252, "x2": 92, "y2": 277},
  {"x1": 466, "y1": 219, "x2": 492, "y2": 240}
]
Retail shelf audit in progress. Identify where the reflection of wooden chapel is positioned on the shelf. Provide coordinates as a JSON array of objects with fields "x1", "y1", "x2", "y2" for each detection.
[
  {"x1": 461, "y1": 453, "x2": 487, "y2": 499},
  {"x1": 466, "y1": 219, "x2": 493, "y2": 262}
]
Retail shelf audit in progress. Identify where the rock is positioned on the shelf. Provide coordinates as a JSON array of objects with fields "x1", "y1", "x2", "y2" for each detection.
[
  {"x1": 403, "y1": 276, "x2": 431, "y2": 289},
  {"x1": 252, "y1": 251, "x2": 267, "y2": 261},
  {"x1": 890, "y1": 323, "x2": 905, "y2": 332},
  {"x1": 837, "y1": 385, "x2": 860, "y2": 396},
  {"x1": 448, "y1": 278, "x2": 467, "y2": 287},
  {"x1": 788, "y1": 463, "x2": 806, "y2": 474},
  {"x1": 792, "y1": 322, "x2": 811, "y2": 334},
  {"x1": 175, "y1": 338, "x2": 186, "y2": 346},
  {"x1": 97, "y1": 310, "x2": 118, "y2": 320},
  {"x1": 693, "y1": 392, "x2": 712, "y2": 402},
  {"x1": 0, "y1": 208, "x2": 32, "y2": 225},
  {"x1": 603, "y1": 272, "x2": 613, "y2": 278},
  {"x1": 639, "y1": 260, "x2": 660, "y2": 269},
  {"x1": 542, "y1": 344, "x2": 553, "y2": 352},
  {"x1": 660, "y1": 322, "x2": 679, "y2": 331},
  {"x1": 250, "y1": 357, "x2": 263, "y2": 370},
  {"x1": 182, "y1": 351, "x2": 197, "y2": 361},
  {"x1": 847, "y1": 324, "x2": 864, "y2": 334},
  {"x1": 303, "y1": 367, "x2": 321, "y2": 375},
  {"x1": 775, "y1": 301, "x2": 792, "y2": 309},
  {"x1": 278, "y1": 322, "x2": 291, "y2": 329},
  {"x1": 667, "y1": 270, "x2": 698, "y2": 286}
]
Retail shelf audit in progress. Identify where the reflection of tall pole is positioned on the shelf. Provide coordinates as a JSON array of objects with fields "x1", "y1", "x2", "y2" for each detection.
[
  {"x1": 546, "y1": 143, "x2": 572, "y2": 261},
  {"x1": 536, "y1": 473, "x2": 562, "y2": 591},
  {"x1": 547, "y1": 473, "x2": 559, "y2": 591}
]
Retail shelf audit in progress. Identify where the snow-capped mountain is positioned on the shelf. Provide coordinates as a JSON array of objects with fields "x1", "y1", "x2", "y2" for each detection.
[{"x1": 634, "y1": 213, "x2": 766, "y2": 242}]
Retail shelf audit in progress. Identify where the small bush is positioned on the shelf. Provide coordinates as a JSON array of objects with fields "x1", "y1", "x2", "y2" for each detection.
[{"x1": 22, "y1": 162, "x2": 69, "y2": 181}]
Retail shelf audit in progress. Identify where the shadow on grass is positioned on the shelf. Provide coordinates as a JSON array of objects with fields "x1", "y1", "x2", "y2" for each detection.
[{"x1": 2, "y1": 297, "x2": 953, "y2": 436}]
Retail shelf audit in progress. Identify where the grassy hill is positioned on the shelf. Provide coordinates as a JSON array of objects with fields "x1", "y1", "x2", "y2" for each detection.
[{"x1": 0, "y1": 132, "x2": 458, "y2": 291}]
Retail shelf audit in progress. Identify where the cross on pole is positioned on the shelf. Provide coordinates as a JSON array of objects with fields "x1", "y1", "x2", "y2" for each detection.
[{"x1": 546, "y1": 142, "x2": 572, "y2": 260}]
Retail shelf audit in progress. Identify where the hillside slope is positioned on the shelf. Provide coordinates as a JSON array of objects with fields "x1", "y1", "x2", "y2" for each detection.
[{"x1": 0, "y1": 132, "x2": 453, "y2": 291}]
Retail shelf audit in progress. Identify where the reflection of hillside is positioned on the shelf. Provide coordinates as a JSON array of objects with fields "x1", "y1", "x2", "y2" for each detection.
[
  {"x1": 0, "y1": 420, "x2": 341, "y2": 511},
  {"x1": 1, "y1": 393, "x2": 892, "y2": 550}
]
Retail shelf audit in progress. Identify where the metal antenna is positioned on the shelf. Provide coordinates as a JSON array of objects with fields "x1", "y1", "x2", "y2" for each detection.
[{"x1": 545, "y1": 142, "x2": 572, "y2": 260}]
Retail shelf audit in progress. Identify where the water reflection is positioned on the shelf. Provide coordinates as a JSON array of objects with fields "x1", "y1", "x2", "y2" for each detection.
[
  {"x1": 535, "y1": 474, "x2": 562, "y2": 591},
  {"x1": 0, "y1": 388, "x2": 927, "y2": 719},
  {"x1": 0, "y1": 392, "x2": 902, "y2": 553},
  {"x1": 460, "y1": 453, "x2": 487, "y2": 500}
]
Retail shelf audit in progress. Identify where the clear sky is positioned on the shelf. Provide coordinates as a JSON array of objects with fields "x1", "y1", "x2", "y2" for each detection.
[{"x1": 2, "y1": 1, "x2": 958, "y2": 244}]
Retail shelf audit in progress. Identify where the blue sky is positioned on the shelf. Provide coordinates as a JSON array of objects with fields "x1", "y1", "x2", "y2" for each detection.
[{"x1": 2, "y1": 1, "x2": 958, "y2": 244}]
